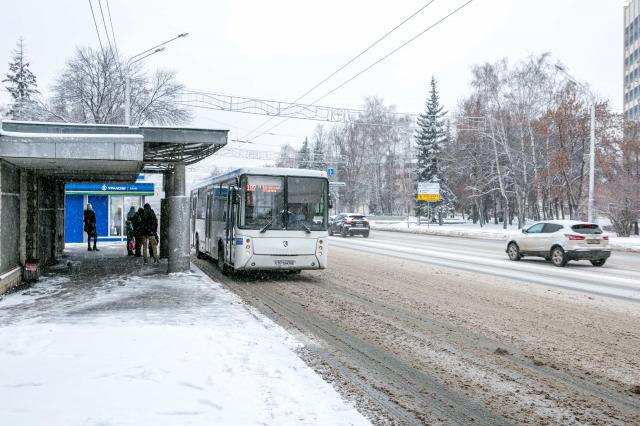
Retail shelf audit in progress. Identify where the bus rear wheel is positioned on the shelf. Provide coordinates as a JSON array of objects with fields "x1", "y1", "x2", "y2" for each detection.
[{"x1": 195, "y1": 236, "x2": 203, "y2": 259}]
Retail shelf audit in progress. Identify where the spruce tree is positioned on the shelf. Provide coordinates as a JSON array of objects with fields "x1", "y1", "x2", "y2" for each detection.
[
  {"x1": 415, "y1": 76, "x2": 455, "y2": 223},
  {"x1": 3, "y1": 38, "x2": 40, "y2": 120},
  {"x1": 297, "y1": 137, "x2": 312, "y2": 169},
  {"x1": 312, "y1": 138, "x2": 327, "y2": 171},
  {"x1": 415, "y1": 76, "x2": 446, "y2": 182}
]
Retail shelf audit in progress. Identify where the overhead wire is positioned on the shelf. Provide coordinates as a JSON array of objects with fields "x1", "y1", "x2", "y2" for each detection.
[
  {"x1": 97, "y1": 0, "x2": 115, "y2": 53},
  {"x1": 105, "y1": 0, "x2": 119, "y2": 54},
  {"x1": 248, "y1": 0, "x2": 476, "y2": 143},
  {"x1": 241, "y1": 0, "x2": 438, "y2": 141},
  {"x1": 87, "y1": 0, "x2": 105, "y2": 51}
]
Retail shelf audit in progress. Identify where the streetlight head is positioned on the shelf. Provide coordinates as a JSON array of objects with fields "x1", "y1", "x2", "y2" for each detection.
[{"x1": 178, "y1": 32, "x2": 189, "y2": 38}]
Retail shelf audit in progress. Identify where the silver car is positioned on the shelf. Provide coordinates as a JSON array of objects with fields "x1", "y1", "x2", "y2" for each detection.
[{"x1": 506, "y1": 220, "x2": 611, "y2": 267}]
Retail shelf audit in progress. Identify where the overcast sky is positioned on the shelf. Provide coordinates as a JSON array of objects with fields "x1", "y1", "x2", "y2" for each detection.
[{"x1": 0, "y1": 0, "x2": 628, "y2": 175}]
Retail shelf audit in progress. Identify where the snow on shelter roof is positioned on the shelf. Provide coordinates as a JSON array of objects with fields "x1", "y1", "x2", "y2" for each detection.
[{"x1": 0, "y1": 120, "x2": 228, "y2": 180}]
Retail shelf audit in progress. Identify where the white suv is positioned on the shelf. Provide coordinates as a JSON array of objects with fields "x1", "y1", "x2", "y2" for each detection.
[{"x1": 506, "y1": 220, "x2": 611, "y2": 267}]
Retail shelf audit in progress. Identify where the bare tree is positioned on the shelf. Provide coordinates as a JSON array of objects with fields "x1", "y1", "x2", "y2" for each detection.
[{"x1": 49, "y1": 47, "x2": 190, "y2": 125}]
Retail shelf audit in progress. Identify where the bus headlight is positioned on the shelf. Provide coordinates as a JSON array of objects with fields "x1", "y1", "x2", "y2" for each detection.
[
  {"x1": 316, "y1": 239, "x2": 325, "y2": 257},
  {"x1": 244, "y1": 238, "x2": 252, "y2": 256}
]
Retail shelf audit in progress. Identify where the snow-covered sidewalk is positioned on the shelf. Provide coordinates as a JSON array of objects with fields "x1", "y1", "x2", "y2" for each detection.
[
  {"x1": 0, "y1": 244, "x2": 368, "y2": 425},
  {"x1": 370, "y1": 220, "x2": 640, "y2": 252}
]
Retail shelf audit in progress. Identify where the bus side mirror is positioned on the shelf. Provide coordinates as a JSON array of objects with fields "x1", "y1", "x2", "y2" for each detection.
[
  {"x1": 231, "y1": 188, "x2": 240, "y2": 205},
  {"x1": 328, "y1": 195, "x2": 334, "y2": 209}
]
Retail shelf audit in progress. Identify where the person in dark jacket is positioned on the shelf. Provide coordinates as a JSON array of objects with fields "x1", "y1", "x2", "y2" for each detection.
[
  {"x1": 141, "y1": 203, "x2": 159, "y2": 264},
  {"x1": 133, "y1": 207, "x2": 144, "y2": 257},
  {"x1": 83, "y1": 204, "x2": 99, "y2": 251},
  {"x1": 125, "y1": 206, "x2": 137, "y2": 256}
]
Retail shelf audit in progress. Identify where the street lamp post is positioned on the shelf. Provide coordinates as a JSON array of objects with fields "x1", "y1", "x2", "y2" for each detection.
[
  {"x1": 124, "y1": 33, "x2": 189, "y2": 125},
  {"x1": 555, "y1": 64, "x2": 596, "y2": 223}
]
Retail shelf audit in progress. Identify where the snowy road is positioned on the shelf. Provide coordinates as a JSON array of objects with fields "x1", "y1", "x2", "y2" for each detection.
[
  {"x1": 196, "y1": 231, "x2": 640, "y2": 425},
  {"x1": 329, "y1": 231, "x2": 640, "y2": 302}
]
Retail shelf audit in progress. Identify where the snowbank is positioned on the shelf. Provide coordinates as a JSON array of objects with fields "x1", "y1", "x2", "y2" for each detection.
[
  {"x1": 370, "y1": 220, "x2": 640, "y2": 252},
  {"x1": 0, "y1": 264, "x2": 368, "y2": 425}
]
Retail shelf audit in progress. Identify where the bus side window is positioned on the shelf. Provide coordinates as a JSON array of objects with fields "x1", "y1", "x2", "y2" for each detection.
[
  {"x1": 197, "y1": 187, "x2": 206, "y2": 219},
  {"x1": 222, "y1": 185, "x2": 229, "y2": 222}
]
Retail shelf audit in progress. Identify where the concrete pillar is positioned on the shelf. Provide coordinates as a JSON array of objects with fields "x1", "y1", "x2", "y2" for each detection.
[
  {"x1": 159, "y1": 169, "x2": 174, "y2": 259},
  {"x1": 37, "y1": 176, "x2": 57, "y2": 265},
  {"x1": 54, "y1": 179, "x2": 65, "y2": 257},
  {"x1": 23, "y1": 171, "x2": 39, "y2": 264},
  {"x1": 167, "y1": 163, "x2": 190, "y2": 273},
  {"x1": 0, "y1": 161, "x2": 21, "y2": 275}
]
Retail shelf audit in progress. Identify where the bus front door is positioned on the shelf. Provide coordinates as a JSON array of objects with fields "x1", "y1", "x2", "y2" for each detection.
[
  {"x1": 225, "y1": 187, "x2": 236, "y2": 266},
  {"x1": 205, "y1": 193, "x2": 212, "y2": 254}
]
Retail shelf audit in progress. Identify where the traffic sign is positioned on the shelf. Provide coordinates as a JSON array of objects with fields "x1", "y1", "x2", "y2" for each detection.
[
  {"x1": 329, "y1": 181, "x2": 345, "y2": 187},
  {"x1": 417, "y1": 182, "x2": 440, "y2": 195},
  {"x1": 327, "y1": 167, "x2": 335, "y2": 177},
  {"x1": 417, "y1": 193, "x2": 440, "y2": 201}
]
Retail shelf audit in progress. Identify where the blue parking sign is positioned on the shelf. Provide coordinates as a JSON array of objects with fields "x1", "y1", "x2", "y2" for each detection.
[{"x1": 327, "y1": 167, "x2": 335, "y2": 177}]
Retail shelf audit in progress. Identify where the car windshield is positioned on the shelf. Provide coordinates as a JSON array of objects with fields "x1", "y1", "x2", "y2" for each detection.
[
  {"x1": 571, "y1": 224, "x2": 603, "y2": 234},
  {"x1": 239, "y1": 175, "x2": 327, "y2": 231}
]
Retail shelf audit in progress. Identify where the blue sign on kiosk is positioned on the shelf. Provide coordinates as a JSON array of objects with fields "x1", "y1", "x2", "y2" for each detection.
[
  {"x1": 65, "y1": 182, "x2": 154, "y2": 195},
  {"x1": 64, "y1": 182, "x2": 155, "y2": 243}
]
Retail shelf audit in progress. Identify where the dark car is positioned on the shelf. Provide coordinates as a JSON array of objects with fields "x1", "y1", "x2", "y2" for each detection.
[{"x1": 329, "y1": 213, "x2": 370, "y2": 238}]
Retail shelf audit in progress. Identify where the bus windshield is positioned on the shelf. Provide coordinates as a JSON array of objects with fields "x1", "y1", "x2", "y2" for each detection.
[
  {"x1": 286, "y1": 176, "x2": 327, "y2": 231},
  {"x1": 239, "y1": 175, "x2": 327, "y2": 231}
]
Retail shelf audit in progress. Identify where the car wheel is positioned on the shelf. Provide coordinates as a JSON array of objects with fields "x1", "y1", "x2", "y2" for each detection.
[
  {"x1": 363, "y1": 232, "x2": 369, "y2": 238},
  {"x1": 591, "y1": 259, "x2": 607, "y2": 267},
  {"x1": 507, "y1": 242, "x2": 521, "y2": 261},
  {"x1": 341, "y1": 227, "x2": 347, "y2": 238},
  {"x1": 551, "y1": 247, "x2": 567, "y2": 267},
  {"x1": 328, "y1": 227, "x2": 333, "y2": 236}
]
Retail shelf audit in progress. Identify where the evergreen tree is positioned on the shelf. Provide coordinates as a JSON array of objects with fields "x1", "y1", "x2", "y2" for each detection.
[
  {"x1": 415, "y1": 76, "x2": 456, "y2": 223},
  {"x1": 3, "y1": 38, "x2": 40, "y2": 120},
  {"x1": 312, "y1": 137, "x2": 327, "y2": 171},
  {"x1": 297, "y1": 137, "x2": 312, "y2": 169},
  {"x1": 415, "y1": 76, "x2": 446, "y2": 182}
]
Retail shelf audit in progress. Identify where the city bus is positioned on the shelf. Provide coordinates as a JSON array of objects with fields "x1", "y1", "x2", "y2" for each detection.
[{"x1": 190, "y1": 167, "x2": 330, "y2": 273}]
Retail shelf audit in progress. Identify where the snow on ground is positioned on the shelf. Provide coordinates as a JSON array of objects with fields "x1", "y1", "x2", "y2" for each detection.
[
  {"x1": 0, "y1": 244, "x2": 369, "y2": 426},
  {"x1": 370, "y1": 219, "x2": 640, "y2": 252}
]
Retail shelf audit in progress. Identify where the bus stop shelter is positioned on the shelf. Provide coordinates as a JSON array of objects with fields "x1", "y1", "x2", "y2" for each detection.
[{"x1": 0, "y1": 119, "x2": 227, "y2": 292}]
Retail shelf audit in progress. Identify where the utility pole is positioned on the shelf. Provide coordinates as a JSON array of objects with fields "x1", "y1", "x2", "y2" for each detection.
[{"x1": 125, "y1": 33, "x2": 188, "y2": 125}]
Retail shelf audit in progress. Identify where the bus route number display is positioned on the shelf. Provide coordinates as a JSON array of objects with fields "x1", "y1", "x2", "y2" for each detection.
[{"x1": 246, "y1": 183, "x2": 281, "y2": 193}]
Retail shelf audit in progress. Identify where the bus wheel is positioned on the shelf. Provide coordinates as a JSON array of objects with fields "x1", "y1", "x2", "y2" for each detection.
[
  {"x1": 217, "y1": 246, "x2": 226, "y2": 274},
  {"x1": 195, "y1": 236, "x2": 203, "y2": 259}
]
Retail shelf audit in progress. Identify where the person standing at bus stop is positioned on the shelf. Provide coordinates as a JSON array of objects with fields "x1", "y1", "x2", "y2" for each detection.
[
  {"x1": 125, "y1": 206, "x2": 137, "y2": 256},
  {"x1": 83, "y1": 204, "x2": 99, "y2": 252},
  {"x1": 141, "y1": 203, "x2": 159, "y2": 264},
  {"x1": 133, "y1": 207, "x2": 144, "y2": 257}
]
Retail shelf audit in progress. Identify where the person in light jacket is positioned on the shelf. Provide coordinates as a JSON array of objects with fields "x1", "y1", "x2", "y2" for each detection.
[{"x1": 140, "y1": 203, "x2": 159, "y2": 264}]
